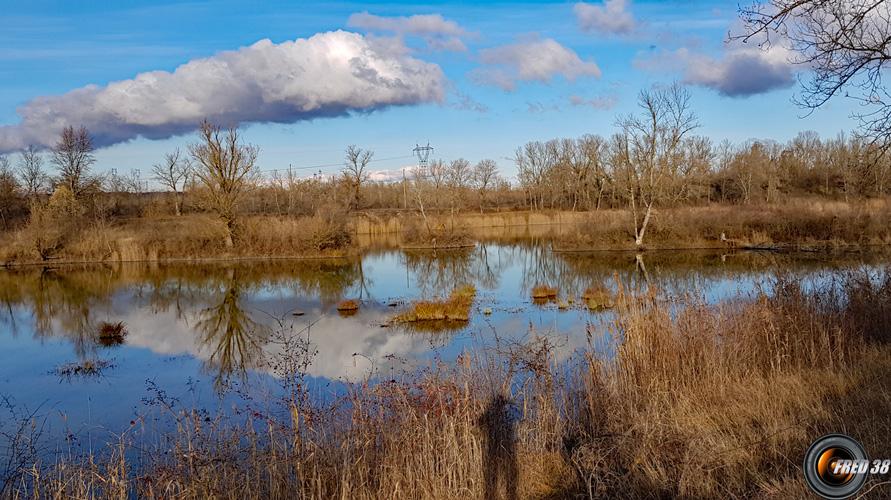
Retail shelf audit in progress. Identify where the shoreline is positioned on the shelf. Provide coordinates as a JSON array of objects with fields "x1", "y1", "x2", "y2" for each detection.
[{"x1": 2, "y1": 241, "x2": 889, "y2": 269}]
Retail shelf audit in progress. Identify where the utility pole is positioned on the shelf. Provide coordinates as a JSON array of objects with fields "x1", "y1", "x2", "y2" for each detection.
[{"x1": 412, "y1": 142, "x2": 433, "y2": 179}]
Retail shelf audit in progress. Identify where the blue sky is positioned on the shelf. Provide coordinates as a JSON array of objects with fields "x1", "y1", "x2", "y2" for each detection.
[{"x1": 0, "y1": 0, "x2": 860, "y2": 182}]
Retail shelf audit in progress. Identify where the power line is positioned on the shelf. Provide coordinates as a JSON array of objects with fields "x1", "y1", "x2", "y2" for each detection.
[{"x1": 256, "y1": 154, "x2": 415, "y2": 175}]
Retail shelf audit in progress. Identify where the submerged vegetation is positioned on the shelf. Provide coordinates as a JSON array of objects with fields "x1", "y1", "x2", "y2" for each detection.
[
  {"x1": 54, "y1": 359, "x2": 113, "y2": 379},
  {"x1": 4, "y1": 270, "x2": 889, "y2": 498}
]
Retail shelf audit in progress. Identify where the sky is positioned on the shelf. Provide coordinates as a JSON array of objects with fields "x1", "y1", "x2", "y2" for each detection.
[{"x1": 0, "y1": 0, "x2": 862, "y2": 183}]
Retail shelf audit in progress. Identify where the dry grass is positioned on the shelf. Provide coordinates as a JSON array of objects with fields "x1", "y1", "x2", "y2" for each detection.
[
  {"x1": 336, "y1": 299, "x2": 360, "y2": 317},
  {"x1": 530, "y1": 284, "x2": 558, "y2": 300},
  {"x1": 4, "y1": 199, "x2": 891, "y2": 263},
  {"x1": 557, "y1": 199, "x2": 891, "y2": 250},
  {"x1": 6, "y1": 272, "x2": 891, "y2": 499},
  {"x1": 581, "y1": 284, "x2": 614, "y2": 310},
  {"x1": 0, "y1": 213, "x2": 354, "y2": 264},
  {"x1": 393, "y1": 285, "x2": 477, "y2": 324},
  {"x1": 97, "y1": 321, "x2": 127, "y2": 346}
]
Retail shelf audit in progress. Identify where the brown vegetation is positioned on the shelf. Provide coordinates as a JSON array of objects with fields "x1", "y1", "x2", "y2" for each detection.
[
  {"x1": 530, "y1": 284, "x2": 557, "y2": 299},
  {"x1": 582, "y1": 284, "x2": 614, "y2": 310},
  {"x1": 3, "y1": 120, "x2": 891, "y2": 262},
  {"x1": 336, "y1": 299, "x2": 360, "y2": 312},
  {"x1": 392, "y1": 284, "x2": 476, "y2": 324},
  {"x1": 555, "y1": 199, "x2": 891, "y2": 251},
  {"x1": 97, "y1": 321, "x2": 127, "y2": 346},
  {"x1": 7, "y1": 272, "x2": 890, "y2": 498}
]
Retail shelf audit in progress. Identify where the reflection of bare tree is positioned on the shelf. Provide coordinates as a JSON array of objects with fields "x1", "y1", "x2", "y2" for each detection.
[
  {"x1": 404, "y1": 248, "x2": 476, "y2": 297},
  {"x1": 195, "y1": 271, "x2": 269, "y2": 390},
  {"x1": 402, "y1": 244, "x2": 512, "y2": 298},
  {"x1": 472, "y1": 244, "x2": 508, "y2": 290}
]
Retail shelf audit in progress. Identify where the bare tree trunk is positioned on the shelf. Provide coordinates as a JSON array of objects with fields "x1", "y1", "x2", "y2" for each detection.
[
  {"x1": 635, "y1": 202, "x2": 652, "y2": 247},
  {"x1": 174, "y1": 191, "x2": 182, "y2": 216}
]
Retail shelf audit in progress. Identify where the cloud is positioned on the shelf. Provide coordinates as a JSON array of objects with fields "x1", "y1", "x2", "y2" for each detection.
[
  {"x1": 0, "y1": 31, "x2": 446, "y2": 152},
  {"x1": 367, "y1": 167, "x2": 412, "y2": 182},
  {"x1": 637, "y1": 45, "x2": 795, "y2": 97},
  {"x1": 347, "y1": 12, "x2": 469, "y2": 51},
  {"x1": 473, "y1": 36, "x2": 601, "y2": 91},
  {"x1": 574, "y1": 0, "x2": 636, "y2": 35},
  {"x1": 452, "y1": 92, "x2": 489, "y2": 113},
  {"x1": 569, "y1": 93, "x2": 618, "y2": 110}
]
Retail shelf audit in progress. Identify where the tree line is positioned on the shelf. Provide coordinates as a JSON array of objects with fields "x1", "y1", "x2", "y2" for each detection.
[{"x1": 2, "y1": 85, "x2": 891, "y2": 248}]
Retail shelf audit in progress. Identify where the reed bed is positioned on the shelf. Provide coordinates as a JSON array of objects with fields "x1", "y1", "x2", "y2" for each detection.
[{"x1": 4, "y1": 272, "x2": 891, "y2": 499}]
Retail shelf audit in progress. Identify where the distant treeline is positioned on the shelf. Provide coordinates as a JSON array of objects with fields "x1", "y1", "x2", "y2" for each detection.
[{"x1": 1, "y1": 85, "x2": 890, "y2": 253}]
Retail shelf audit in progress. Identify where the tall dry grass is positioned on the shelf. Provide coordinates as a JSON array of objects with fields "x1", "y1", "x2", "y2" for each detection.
[{"x1": 4, "y1": 272, "x2": 891, "y2": 499}]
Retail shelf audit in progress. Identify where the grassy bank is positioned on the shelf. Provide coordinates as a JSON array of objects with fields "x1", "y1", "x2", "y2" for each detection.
[
  {"x1": 2, "y1": 199, "x2": 891, "y2": 265},
  {"x1": 4, "y1": 271, "x2": 891, "y2": 499}
]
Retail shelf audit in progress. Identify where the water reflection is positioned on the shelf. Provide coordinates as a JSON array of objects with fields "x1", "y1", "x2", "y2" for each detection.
[
  {"x1": 0, "y1": 245, "x2": 887, "y2": 392},
  {"x1": 195, "y1": 269, "x2": 269, "y2": 389}
]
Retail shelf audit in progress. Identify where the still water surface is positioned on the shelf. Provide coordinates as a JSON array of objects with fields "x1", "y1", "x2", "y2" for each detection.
[{"x1": 0, "y1": 242, "x2": 886, "y2": 451}]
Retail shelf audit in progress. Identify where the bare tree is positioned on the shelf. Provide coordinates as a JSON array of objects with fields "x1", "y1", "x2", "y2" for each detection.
[
  {"x1": 615, "y1": 83, "x2": 699, "y2": 247},
  {"x1": 515, "y1": 141, "x2": 557, "y2": 210},
  {"x1": 472, "y1": 159, "x2": 499, "y2": 212},
  {"x1": 447, "y1": 158, "x2": 473, "y2": 189},
  {"x1": 16, "y1": 145, "x2": 46, "y2": 200},
  {"x1": 189, "y1": 121, "x2": 259, "y2": 247},
  {"x1": 342, "y1": 145, "x2": 373, "y2": 210},
  {"x1": 738, "y1": 1, "x2": 891, "y2": 149},
  {"x1": 152, "y1": 149, "x2": 191, "y2": 216},
  {"x1": 50, "y1": 125, "x2": 97, "y2": 197}
]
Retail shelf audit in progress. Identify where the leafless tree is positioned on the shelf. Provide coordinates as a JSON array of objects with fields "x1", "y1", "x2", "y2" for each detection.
[
  {"x1": 515, "y1": 141, "x2": 557, "y2": 210},
  {"x1": 16, "y1": 146, "x2": 46, "y2": 199},
  {"x1": 615, "y1": 83, "x2": 699, "y2": 247},
  {"x1": 342, "y1": 145, "x2": 373, "y2": 210},
  {"x1": 738, "y1": 1, "x2": 891, "y2": 149},
  {"x1": 50, "y1": 125, "x2": 97, "y2": 197},
  {"x1": 473, "y1": 159, "x2": 499, "y2": 211},
  {"x1": 447, "y1": 158, "x2": 473, "y2": 189},
  {"x1": 189, "y1": 120, "x2": 259, "y2": 247},
  {"x1": 152, "y1": 149, "x2": 191, "y2": 216},
  {"x1": 428, "y1": 159, "x2": 447, "y2": 190}
]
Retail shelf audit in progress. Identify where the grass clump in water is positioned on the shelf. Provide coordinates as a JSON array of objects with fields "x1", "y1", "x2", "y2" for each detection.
[
  {"x1": 336, "y1": 299, "x2": 360, "y2": 316},
  {"x1": 97, "y1": 321, "x2": 128, "y2": 346},
  {"x1": 393, "y1": 284, "x2": 476, "y2": 323},
  {"x1": 582, "y1": 284, "x2": 614, "y2": 310}
]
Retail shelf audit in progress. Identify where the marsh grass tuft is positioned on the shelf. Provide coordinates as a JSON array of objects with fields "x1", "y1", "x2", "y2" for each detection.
[
  {"x1": 530, "y1": 285, "x2": 558, "y2": 300},
  {"x1": 581, "y1": 284, "x2": 614, "y2": 310},
  {"x1": 97, "y1": 321, "x2": 127, "y2": 346},
  {"x1": 336, "y1": 299, "x2": 360, "y2": 316},
  {"x1": 393, "y1": 285, "x2": 477, "y2": 325}
]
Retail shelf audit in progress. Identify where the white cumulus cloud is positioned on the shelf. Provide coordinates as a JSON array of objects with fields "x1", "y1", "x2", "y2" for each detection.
[
  {"x1": 347, "y1": 12, "x2": 469, "y2": 51},
  {"x1": 574, "y1": 0, "x2": 637, "y2": 36},
  {"x1": 0, "y1": 30, "x2": 446, "y2": 152},
  {"x1": 473, "y1": 36, "x2": 601, "y2": 91}
]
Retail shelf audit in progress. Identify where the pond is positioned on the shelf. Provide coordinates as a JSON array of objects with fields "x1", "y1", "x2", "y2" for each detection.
[{"x1": 0, "y1": 242, "x2": 887, "y2": 457}]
